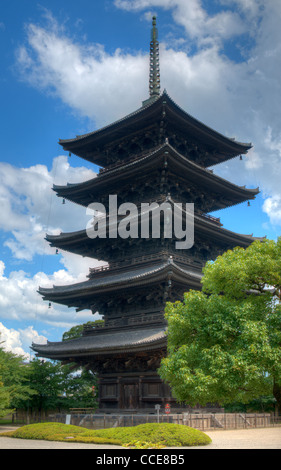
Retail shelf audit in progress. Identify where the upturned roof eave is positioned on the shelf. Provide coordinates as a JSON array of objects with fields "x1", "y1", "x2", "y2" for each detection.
[
  {"x1": 31, "y1": 327, "x2": 168, "y2": 359},
  {"x1": 53, "y1": 142, "x2": 259, "y2": 206},
  {"x1": 58, "y1": 93, "x2": 163, "y2": 150},
  {"x1": 45, "y1": 203, "x2": 263, "y2": 251},
  {"x1": 38, "y1": 259, "x2": 202, "y2": 300},
  {"x1": 161, "y1": 91, "x2": 252, "y2": 152},
  {"x1": 59, "y1": 91, "x2": 252, "y2": 161}
]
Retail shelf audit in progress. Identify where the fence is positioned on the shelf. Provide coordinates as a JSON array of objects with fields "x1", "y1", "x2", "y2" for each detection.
[{"x1": 47, "y1": 412, "x2": 281, "y2": 431}]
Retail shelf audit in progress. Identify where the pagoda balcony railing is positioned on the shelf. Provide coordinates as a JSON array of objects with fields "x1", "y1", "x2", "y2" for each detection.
[
  {"x1": 198, "y1": 211, "x2": 222, "y2": 226},
  {"x1": 105, "y1": 313, "x2": 165, "y2": 329},
  {"x1": 88, "y1": 253, "x2": 167, "y2": 276},
  {"x1": 86, "y1": 196, "x2": 222, "y2": 228},
  {"x1": 82, "y1": 313, "x2": 165, "y2": 335},
  {"x1": 88, "y1": 264, "x2": 110, "y2": 274},
  {"x1": 98, "y1": 148, "x2": 159, "y2": 175}
]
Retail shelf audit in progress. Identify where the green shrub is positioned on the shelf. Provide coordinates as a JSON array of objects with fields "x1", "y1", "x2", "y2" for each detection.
[
  {"x1": 0, "y1": 422, "x2": 121, "y2": 445},
  {"x1": 93, "y1": 423, "x2": 212, "y2": 447},
  {"x1": 9, "y1": 423, "x2": 83, "y2": 440},
  {"x1": 0, "y1": 422, "x2": 211, "y2": 447},
  {"x1": 123, "y1": 440, "x2": 166, "y2": 449}
]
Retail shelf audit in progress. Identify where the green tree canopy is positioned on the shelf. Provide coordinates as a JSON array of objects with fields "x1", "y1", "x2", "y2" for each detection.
[
  {"x1": 0, "y1": 339, "x2": 35, "y2": 415},
  {"x1": 17, "y1": 359, "x2": 98, "y2": 412},
  {"x1": 0, "y1": 330, "x2": 99, "y2": 415},
  {"x1": 0, "y1": 358, "x2": 12, "y2": 418},
  {"x1": 22, "y1": 359, "x2": 66, "y2": 412},
  {"x1": 62, "y1": 320, "x2": 104, "y2": 341},
  {"x1": 159, "y1": 239, "x2": 281, "y2": 410}
]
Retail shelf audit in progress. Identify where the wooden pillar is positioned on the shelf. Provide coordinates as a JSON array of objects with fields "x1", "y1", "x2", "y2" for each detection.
[
  {"x1": 97, "y1": 377, "x2": 102, "y2": 409},
  {"x1": 139, "y1": 376, "x2": 144, "y2": 409},
  {"x1": 117, "y1": 376, "x2": 122, "y2": 410}
]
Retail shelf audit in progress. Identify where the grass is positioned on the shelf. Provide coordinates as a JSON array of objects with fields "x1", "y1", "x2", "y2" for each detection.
[{"x1": 0, "y1": 422, "x2": 212, "y2": 447}]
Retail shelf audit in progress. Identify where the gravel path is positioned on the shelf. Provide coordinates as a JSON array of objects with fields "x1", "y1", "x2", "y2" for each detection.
[
  {"x1": 0, "y1": 426, "x2": 280, "y2": 449},
  {"x1": 186, "y1": 427, "x2": 281, "y2": 449}
]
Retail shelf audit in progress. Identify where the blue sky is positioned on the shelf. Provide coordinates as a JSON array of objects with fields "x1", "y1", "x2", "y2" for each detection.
[{"x1": 0, "y1": 0, "x2": 281, "y2": 358}]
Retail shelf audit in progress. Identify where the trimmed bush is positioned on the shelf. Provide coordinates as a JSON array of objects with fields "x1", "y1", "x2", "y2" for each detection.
[
  {"x1": 92, "y1": 423, "x2": 212, "y2": 447},
  {"x1": 0, "y1": 422, "x2": 212, "y2": 447},
  {"x1": 0, "y1": 423, "x2": 121, "y2": 446}
]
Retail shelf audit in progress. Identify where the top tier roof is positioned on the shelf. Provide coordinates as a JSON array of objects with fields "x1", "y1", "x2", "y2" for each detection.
[{"x1": 59, "y1": 90, "x2": 252, "y2": 167}]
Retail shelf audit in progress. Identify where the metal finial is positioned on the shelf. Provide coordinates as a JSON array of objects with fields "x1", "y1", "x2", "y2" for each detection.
[{"x1": 149, "y1": 16, "x2": 160, "y2": 98}]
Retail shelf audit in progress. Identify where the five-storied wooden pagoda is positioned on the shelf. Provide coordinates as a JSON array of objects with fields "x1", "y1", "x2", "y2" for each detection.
[{"x1": 32, "y1": 17, "x2": 261, "y2": 412}]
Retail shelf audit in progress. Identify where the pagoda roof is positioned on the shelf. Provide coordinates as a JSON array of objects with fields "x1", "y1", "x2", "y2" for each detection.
[
  {"x1": 53, "y1": 142, "x2": 259, "y2": 211},
  {"x1": 59, "y1": 90, "x2": 251, "y2": 167},
  {"x1": 32, "y1": 324, "x2": 167, "y2": 360},
  {"x1": 38, "y1": 258, "x2": 202, "y2": 309},
  {"x1": 45, "y1": 200, "x2": 264, "y2": 260}
]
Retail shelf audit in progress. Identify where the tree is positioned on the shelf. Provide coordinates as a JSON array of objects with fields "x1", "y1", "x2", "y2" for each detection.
[
  {"x1": 61, "y1": 321, "x2": 101, "y2": 408},
  {"x1": 18, "y1": 359, "x2": 99, "y2": 412},
  {"x1": 0, "y1": 364, "x2": 12, "y2": 418},
  {"x1": 0, "y1": 340, "x2": 12, "y2": 417},
  {"x1": 159, "y1": 239, "x2": 281, "y2": 410},
  {"x1": 0, "y1": 329, "x2": 99, "y2": 416},
  {"x1": 20, "y1": 359, "x2": 66, "y2": 413},
  {"x1": 0, "y1": 339, "x2": 35, "y2": 414},
  {"x1": 61, "y1": 365, "x2": 98, "y2": 409},
  {"x1": 62, "y1": 320, "x2": 104, "y2": 341}
]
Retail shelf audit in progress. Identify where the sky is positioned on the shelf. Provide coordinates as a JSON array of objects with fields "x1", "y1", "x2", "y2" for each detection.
[{"x1": 0, "y1": 0, "x2": 281, "y2": 359}]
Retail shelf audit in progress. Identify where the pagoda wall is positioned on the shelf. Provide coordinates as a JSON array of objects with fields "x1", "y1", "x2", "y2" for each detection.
[{"x1": 98, "y1": 373, "x2": 174, "y2": 412}]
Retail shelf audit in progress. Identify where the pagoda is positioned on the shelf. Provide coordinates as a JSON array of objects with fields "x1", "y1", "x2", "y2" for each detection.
[{"x1": 32, "y1": 17, "x2": 261, "y2": 412}]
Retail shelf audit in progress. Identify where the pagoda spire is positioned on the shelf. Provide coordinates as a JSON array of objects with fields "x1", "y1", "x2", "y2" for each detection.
[{"x1": 149, "y1": 16, "x2": 160, "y2": 98}]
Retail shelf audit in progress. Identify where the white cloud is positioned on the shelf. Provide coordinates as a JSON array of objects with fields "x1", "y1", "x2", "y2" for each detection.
[
  {"x1": 0, "y1": 322, "x2": 47, "y2": 360},
  {"x1": 263, "y1": 196, "x2": 281, "y2": 227},
  {"x1": 59, "y1": 252, "x2": 106, "y2": 278},
  {"x1": 0, "y1": 260, "x2": 96, "y2": 329},
  {"x1": 16, "y1": 15, "x2": 148, "y2": 127},
  {"x1": 0, "y1": 156, "x2": 96, "y2": 260},
  {"x1": 115, "y1": 0, "x2": 247, "y2": 46},
  {"x1": 0, "y1": 158, "x2": 104, "y2": 334},
  {"x1": 0, "y1": 144, "x2": 106, "y2": 359}
]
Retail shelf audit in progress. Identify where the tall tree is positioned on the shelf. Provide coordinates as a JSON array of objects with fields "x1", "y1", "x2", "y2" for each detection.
[
  {"x1": 0, "y1": 364, "x2": 12, "y2": 418},
  {"x1": 159, "y1": 239, "x2": 281, "y2": 410},
  {"x1": 61, "y1": 321, "x2": 101, "y2": 408},
  {"x1": 22, "y1": 359, "x2": 65, "y2": 413},
  {"x1": 0, "y1": 339, "x2": 35, "y2": 413},
  {"x1": 18, "y1": 359, "x2": 98, "y2": 412}
]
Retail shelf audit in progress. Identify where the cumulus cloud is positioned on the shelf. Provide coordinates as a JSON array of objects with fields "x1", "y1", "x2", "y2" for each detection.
[
  {"x1": 0, "y1": 155, "x2": 103, "y2": 357},
  {"x1": 115, "y1": 0, "x2": 247, "y2": 46},
  {"x1": 0, "y1": 155, "x2": 96, "y2": 260},
  {"x1": 0, "y1": 322, "x2": 47, "y2": 360},
  {"x1": 0, "y1": 260, "x2": 96, "y2": 329},
  {"x1": 16, "y1": 14, "x2": 148, "y2": 127}
]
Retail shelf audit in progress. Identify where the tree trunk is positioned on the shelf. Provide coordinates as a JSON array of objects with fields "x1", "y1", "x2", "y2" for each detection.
[{"x1": 273, "y1": 381, "x2": 281, "y2": 414}]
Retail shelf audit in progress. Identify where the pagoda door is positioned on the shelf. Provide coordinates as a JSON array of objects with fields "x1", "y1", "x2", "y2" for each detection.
[{"x1": 121, "y1": 383, "x2": 139, "y2": 409}]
